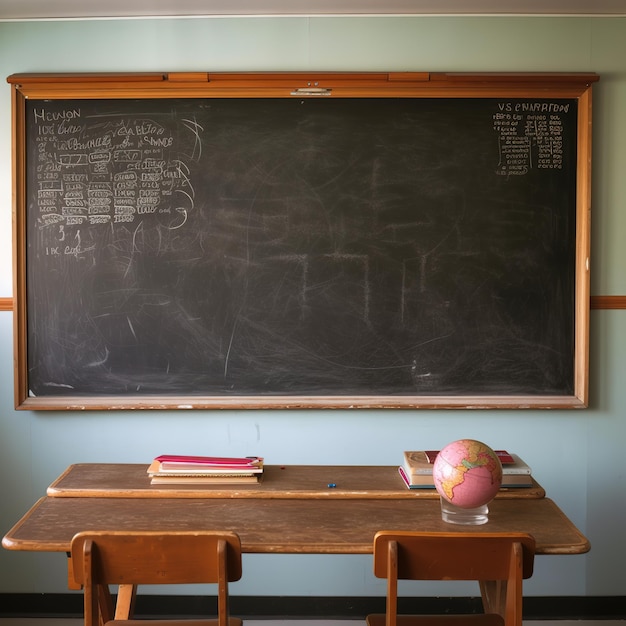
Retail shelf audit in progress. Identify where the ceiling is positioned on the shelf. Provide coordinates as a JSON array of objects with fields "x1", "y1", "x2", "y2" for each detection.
[{"x1": 0, "y1": 0, "x2": 625, "y2": 19}]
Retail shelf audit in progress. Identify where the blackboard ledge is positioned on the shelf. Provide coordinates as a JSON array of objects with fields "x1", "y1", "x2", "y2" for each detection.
[{"x1": 16, "y1": 395, "x2": 588, "y2": 411}]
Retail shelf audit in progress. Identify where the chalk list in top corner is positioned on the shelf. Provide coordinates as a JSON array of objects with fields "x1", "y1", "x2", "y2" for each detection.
[
  {"x1": 27, "y1": 99, "x2": 200, "y2": 257},
  {"x1": 492, "y1": 99, "x2": 576, "y2": 177}
]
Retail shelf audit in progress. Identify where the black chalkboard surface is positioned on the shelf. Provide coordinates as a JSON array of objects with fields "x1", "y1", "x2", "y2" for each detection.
[{"x1": 10, "y1": 72, "x2": 596, "y2": 409}]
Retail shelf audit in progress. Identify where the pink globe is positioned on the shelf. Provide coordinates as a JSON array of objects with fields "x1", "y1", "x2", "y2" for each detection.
[{"x1": 432, "y1": 439, "x2": 503, "y2": 509}]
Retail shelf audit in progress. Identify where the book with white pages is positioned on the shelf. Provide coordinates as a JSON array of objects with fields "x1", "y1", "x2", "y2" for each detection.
[{"x1": 502, "y1": 454, "x2": 532, "y2": 475}]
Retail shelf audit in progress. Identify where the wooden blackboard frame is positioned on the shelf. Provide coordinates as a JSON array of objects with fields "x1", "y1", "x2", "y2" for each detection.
[{"x1": 8, "y1": 71, "x2": 598, "y2": 410}]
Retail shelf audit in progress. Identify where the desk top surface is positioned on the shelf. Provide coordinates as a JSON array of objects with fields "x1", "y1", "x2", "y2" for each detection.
[
  {"x1": 47, "y1": 464, "x2": 546, "y2": 499},
  {"x1": 2, "y1": 495, "x2": 589, "y2": 556}
]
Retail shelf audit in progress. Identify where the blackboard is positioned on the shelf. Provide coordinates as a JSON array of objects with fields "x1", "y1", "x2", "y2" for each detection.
[{"x1": 9, "y1": 72, "x2": 597, "y2": 409}]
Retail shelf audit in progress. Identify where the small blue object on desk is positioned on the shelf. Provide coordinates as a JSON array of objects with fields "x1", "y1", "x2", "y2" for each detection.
[{"x1": 328, "y1": 483, "x2": 336, "y2": 488}]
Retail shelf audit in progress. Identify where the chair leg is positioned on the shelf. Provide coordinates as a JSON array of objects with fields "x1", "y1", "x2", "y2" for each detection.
[
  {"x1": 114, "y1": 584, "x2": 137, "y2": 620},
  {"x1": 96, "y1": 583, "x2": 115, "y2": 625}
]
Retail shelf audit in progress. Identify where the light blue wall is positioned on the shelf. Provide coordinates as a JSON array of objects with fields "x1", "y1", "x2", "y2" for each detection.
[{"x1": 0, "y1": 15, "x2": 625, "y2": 599}]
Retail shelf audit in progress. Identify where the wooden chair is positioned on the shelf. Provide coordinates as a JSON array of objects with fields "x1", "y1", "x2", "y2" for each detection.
[
  {"x1": 70, "y1": 530, "x2": 243, "y2": 626},
  {"x1": 366, "y1": 531, "x2": 535, "y2": 626}
]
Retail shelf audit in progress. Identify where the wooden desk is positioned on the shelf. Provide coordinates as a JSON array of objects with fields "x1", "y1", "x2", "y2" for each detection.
[
  {"x1": 4, "y1": 493, "x2": 588, "y2": 556},
  {"x1": 46, "y1": 464, "x2": 547, "y2": 499},
  {"x1": 2, "y1": 464, "x2": 589, "y2": 623}
]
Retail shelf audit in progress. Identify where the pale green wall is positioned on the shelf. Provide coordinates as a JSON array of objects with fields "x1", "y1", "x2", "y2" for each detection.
[{"x1": 0, "y1": 16, "x2": 625, "y2": 600}]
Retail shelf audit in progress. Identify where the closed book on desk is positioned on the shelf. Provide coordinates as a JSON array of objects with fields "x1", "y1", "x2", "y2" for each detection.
[
  {"x1": 150, "y1": 473, "x2": 261, "y2": 485},
  {"x1": 501, "y1": 474, "x2": 534, "y2": 488},
  {"x1": 398, "y1": 465, "x2": 534, "y2": 490},
  {"x1": 422, "y1": 449, "x2": 515, "y2": 465},
  {"x1": 502, "y1": 454, "x2": 533, "y2": 475},
  {"x1": 155, "y1": 454, "x2": 262, "y2": 467},
  {"x1": 402, "y1": 451, "x2": 433, "y2": 477},
  {"x1": 151, "y1": 455, "x2": 263, "y2": 472},
  {"x1": 398, "y1": 466, "x2": 436, "y2": 489},
  {"x1": 148, "y1": 456, "x2": 263, "y2": 477},
  {"x1": 405, "y1": 450, "x2": 531, "y2": 476}
]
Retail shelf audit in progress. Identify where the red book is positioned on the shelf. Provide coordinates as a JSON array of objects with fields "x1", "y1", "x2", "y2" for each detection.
[
  {"x1": 148, "y1": 455, "x2": 264, "y2": 476},
  {"x1": 155, "y1": 455, "x2": 261, "y2": 467}
]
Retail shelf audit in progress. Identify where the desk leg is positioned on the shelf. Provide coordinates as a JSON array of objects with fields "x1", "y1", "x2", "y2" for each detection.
[
  {"x1": 115, "y1": 584, "x2": 137, "y2": 619},
  {"x1": 479, "y1": 580, "x2": 505, "y2": 615},
  {"x1": 66, "y1": 555, "x2": 81, "y2": 590}
]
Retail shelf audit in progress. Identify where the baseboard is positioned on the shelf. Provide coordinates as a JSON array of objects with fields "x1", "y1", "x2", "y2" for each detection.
[{"x1": 1, "y1": 594, "x2": 625, "y2": 620}]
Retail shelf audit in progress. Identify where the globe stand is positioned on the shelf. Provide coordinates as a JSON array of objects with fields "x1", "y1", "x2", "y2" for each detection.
[{"x1": 440, "y1": 498, "x2": 490, "y2": 525}]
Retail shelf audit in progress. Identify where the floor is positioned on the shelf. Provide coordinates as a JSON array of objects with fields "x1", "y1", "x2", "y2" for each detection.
[{"x1": 0, "y1": 619, "x2": 624, "y2": 625}]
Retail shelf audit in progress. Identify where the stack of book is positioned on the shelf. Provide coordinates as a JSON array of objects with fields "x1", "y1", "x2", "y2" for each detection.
[
  {"x1": 148, "y1": 455, "x2": 264, "y2": 485},
  {"x1": 399, "y1": 450, "x2": 533, "y2": 490}
]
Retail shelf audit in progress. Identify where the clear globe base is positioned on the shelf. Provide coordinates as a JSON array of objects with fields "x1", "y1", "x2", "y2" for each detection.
[{"x1": 440, "y1": 498, "x2": 489, "y2": 525}]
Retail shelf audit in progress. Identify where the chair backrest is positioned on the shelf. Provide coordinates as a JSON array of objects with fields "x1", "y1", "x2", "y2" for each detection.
[
  {"x1": 71, "y1": 530, "x2": 242, "y2": 626},
  {"x1": 372, "y1": 531, "x2": 535, "y2": 626}
]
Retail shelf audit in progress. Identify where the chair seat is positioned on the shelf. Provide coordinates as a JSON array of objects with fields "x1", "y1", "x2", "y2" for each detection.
[{"x1": 367, "y1": 614, "x2": 504, "y2": 626}]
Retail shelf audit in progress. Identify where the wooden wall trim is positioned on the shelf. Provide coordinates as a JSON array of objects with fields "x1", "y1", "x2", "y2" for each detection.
[
  {"x1": 1, "y1": 296, "x2": 625, "y2": 311},
  {"x1": 0, "y1": 297, "x2": 13, "y2": 312},
  {"x1": 590, "y1": 296, "x2": 626, "y2": 309}
]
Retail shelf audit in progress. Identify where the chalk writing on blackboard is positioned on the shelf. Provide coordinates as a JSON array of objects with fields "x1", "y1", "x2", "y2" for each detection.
[{"x1": 493, "y1": 102, "x2": 567, "y2": 176}]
